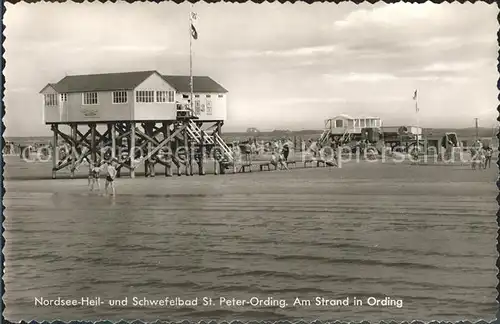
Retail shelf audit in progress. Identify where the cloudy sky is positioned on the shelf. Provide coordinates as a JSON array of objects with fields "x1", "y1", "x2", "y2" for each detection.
[{"x1": 4, "y1": 2, "x2": 498, "y2": 136}]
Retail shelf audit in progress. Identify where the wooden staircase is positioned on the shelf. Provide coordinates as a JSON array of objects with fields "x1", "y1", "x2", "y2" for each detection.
[
  {"x1": 318, "y1": 129, "x2": 331, "y2": 145},
  {"x1": 186, "y1": 120, "x2": 234, "y2": 162}
]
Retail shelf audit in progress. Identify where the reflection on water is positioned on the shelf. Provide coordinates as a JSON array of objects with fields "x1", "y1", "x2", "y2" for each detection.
[{"x1": 3, "y1": 187, "x2": 497, "y2": 322}]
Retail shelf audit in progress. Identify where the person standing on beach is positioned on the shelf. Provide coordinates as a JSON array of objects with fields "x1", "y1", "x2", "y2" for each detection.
[
  {"x1": 89, "y1": 160, "x2": 102, "y2": 191},
  {"x1": 471, "y1": 139, "x2": 483, "y2": 170},
  {"x1": 282, "y1": 143, "x2": 290, "y2": 161},
  {"x1": 484, "y1": 146, "x2": 493, "y2": 169},
  {"x1": 244, "y1": 142, "x2": 252, "y2": 163},
  {"x1": 479, "y1": 148, "x2": 486, "y2": 170},
  {"x1": 105, "y1": 158, "x2": 118, "y2": 196}
]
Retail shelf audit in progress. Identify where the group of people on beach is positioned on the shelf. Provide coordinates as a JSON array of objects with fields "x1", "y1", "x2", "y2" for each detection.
[
  {"x1": 471, "y1": 139, "x2": 493, "y2": 170},
  {"x1": 87, "y1": 157, "x2": 119, "y2": 196},
  {"x1": 262, "y1": 138, "x2": 338, "y2": 170},
  {"x1": 269, "y1": 142, "x2": 290, "y2": 170}
]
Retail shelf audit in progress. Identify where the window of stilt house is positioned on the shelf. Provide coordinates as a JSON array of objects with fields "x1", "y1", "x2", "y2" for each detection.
[
  {"x1": 136, "y1": 90, "x2": 154, "y2": 103},
  {"x1": 156, "y1": 91, "x2": 173, "y2": 103},
  {"x1": 44, "y1": 94, "x2": 58, "y2": 106},
  {"x1": 113, "y1": 91, "x2": 128, "y2": 104},
  {"x1": 83, "y1": 92, "x2": 98, "y2": 105},
  {"x1": 335, "y1": 120, "x2": 343, "y2": 128}
]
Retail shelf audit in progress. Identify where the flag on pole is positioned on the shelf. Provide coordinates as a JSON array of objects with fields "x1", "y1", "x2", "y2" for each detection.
[
  {"x1": 413, "y1": 89, "x2": 419, "y2": 113},
  {"x1": 190, "y1": 11, "x2": 198, "y2": 40}
]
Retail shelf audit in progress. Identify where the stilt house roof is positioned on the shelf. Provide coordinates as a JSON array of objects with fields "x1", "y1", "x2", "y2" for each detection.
[{"x1": 39, "y1": 70, "x2": 228, "y2": 94}]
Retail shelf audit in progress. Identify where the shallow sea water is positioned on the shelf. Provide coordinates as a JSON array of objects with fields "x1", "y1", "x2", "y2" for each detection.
[{"x1": 3, "y1": 161, "x2": 498, "y2": 321}]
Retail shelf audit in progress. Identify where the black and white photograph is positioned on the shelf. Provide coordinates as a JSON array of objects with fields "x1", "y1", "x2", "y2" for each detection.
[{"x1": 2, "y1": 1, "x2": 498, "y2": 322}]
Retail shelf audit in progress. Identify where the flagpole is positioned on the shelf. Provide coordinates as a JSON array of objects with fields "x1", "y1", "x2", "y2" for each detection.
[
  {"x1": 416, "y1": 93, "x2": 419, "y2": 152},
  {"x1": 189, "y1": 4, "x2": 194, "y2": 113}
]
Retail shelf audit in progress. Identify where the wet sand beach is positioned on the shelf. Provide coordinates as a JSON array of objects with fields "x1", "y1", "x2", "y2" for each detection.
[{"x1": 3, "y1": 157, "x2": 498, "y2": 322}]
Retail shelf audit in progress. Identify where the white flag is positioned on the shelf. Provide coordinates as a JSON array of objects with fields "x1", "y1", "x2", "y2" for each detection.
[
  {"x1": 413, "y1": 90, "x2": 419, "y2": 113},
  {"x1": 190, "y1": 12, "x2": 198, "y2": 40}
]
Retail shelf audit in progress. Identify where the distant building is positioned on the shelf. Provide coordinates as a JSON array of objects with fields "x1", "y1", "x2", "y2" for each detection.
[
  {"x1": 39, "y1": 70, "x2": 228, "y2": 123},
  {"x1": 325, "y1": 114, "x2": 383, "y2": 135},
  {"x1": 246, "y1": 127, "x2": 260, "y2": 134}
]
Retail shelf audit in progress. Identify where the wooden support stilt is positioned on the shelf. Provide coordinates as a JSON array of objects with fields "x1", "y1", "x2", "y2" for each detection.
[
  {"x1": 189, "y1": 140, "x2": 194, "y2": 176},
  {"x1": 90, "y1": 123, "x2": 96, "y2": 165},
  {"x1": 199, "y1": 128, "x2": 205, "y2": 176},
  {"x1": 52, "y1": 124, "x2": 58, "y2": 179},
  {"x1": 176, "y1": 138, "x2": 182, "y2": 177},
  {"x1": 184, "y1": 122, "x2": 190, "y2": 176},
  {"x1": 116, "y1": 123, "x2": 124, "y2": 178},
  {"x1": 107, "y1": 123, "x2": 112, "y2": 158},
  {"x1": 148, "y1": 123, "x2": 156, "y2": 177},
  {"x1": 130, "y1": 122, "x2": 136, "y2": 178},
  {"x1": 164, "y1": 122, "x2": 172, "y2": 177},
  {"x1": 144, "y1": 124, "x2": 150, "y2": 177},
  {"x1": 217, "y1": 122, "x2": 225, "y2": 175},
  {"x1": 150, "y1": 127, "x2": 156, "y2": 178},
  {"x1": 214, "y1": 122, "x2": 220, "y2": 175},
  {"x1": 111, "y1": 123, "x2": 116, "y2": 159},
  {"x1": 70, "y1": 124, "x2": 77, "y2": 178}
]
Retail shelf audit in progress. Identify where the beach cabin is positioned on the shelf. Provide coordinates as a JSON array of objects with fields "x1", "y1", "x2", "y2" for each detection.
[
  {"x1": 40, "y1": 70, "x2": 228, "y2": 124},
  {"x1": 325, "y1": 114, "x2": 383, "y2": 135}
]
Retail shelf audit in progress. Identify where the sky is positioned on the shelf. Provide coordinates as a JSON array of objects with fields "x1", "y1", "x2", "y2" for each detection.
[{"x1": 3, "y1": 2, "x2": 499, "y2": 136}]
